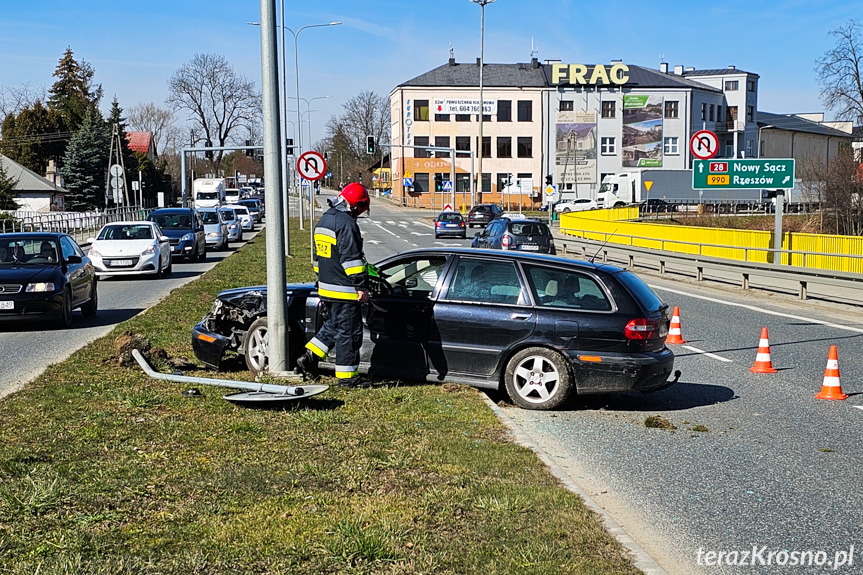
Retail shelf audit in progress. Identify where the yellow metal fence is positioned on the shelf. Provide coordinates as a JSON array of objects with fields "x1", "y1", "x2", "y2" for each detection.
[{"x1": 560, "y1": 209, "x2": 863, "y2": 274}]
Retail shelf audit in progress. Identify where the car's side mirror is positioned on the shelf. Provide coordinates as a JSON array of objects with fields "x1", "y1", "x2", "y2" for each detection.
[
  {"x1": 474, "y1": 232, "x2": 481, "y2": 238},
  {"x1": 405, "y1": 277, "x2": 418, "y2": 288},
  {"x1": 160, "y1": 235, "x2": 170, "y2": 242},
  {"x1": 66, "y1": 255, "x2": 83, "y2": 264},
  {"x1": 86, "y1": 237, "x2": 95, "y2": 244}
]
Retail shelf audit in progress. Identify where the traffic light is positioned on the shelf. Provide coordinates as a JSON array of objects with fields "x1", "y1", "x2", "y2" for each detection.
[
  {"x1": 245, "y1": 140, "x2": 253, "y2": 157},
  {"x1": 366, "y1": 135, "x2": 375, "y2": 155},
  {"x1": 205, "y1": 140, "x2": 213, "y2": 160},
  {"x1": 545, "y1": 174, "x2": 553, "y2": 186},
  {"x1": 286, "y1": 138, "x2": 294, "y2": 156},
  {"x1": 434, "y1": 173, "x2": 443, "y2": 192}
]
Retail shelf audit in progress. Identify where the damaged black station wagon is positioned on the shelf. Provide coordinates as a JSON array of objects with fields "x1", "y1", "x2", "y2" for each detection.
[{"x1": 192, "y1": 248, "x2": 677, "y2": 410}]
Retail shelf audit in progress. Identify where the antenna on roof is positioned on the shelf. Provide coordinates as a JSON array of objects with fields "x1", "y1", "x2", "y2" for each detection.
[
  {"x1": 530, "y1": 37, "x2": 539, "y2": 59},
  {"x1": 659, "y1": 53, "x2": 665, "y2": 65},
  {"x1": 449, "y1": 42, "x2": 454, "y2": 60}
]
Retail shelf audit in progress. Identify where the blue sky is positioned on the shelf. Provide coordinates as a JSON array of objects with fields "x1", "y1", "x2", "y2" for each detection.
[{"x1": 0, "y1": 0, "x2": 857, "y2": 145}]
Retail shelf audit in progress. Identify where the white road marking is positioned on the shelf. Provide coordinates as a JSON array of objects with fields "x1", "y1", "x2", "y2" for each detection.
[
  {"x1": 386, "y1": 220, "x2": 396, "y2": 224},
  {"x1": 853, "y1": 406, "x2": 863, "y2": 411},
  {"x1": 679, "y1": 344, "x2": 733, "y2": 363},
  {"x1": 373, "y1": 222, "x2": 398, "y2": 237},
  {"x1": 367, "y1": 239, "x2": 381, "y2": 245},
  {"x1": 651, "y1": 285, "x2": 863, "y2": 334},
  {"x1": 400, "y1": 220, "x2": 410, "y2": 225},
  {"x1": 413, "y1": 220, "x2": 427, "y2": 226},
  {"x1": 411, "y1": 231, "x2": 431, "y2": 236}
]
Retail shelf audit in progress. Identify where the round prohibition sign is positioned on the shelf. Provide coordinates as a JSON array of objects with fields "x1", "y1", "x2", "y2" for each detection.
[
  {"x1": 297, "y1": 150, "x2": 327, "y2": 181},
  {"x1": 690, "y1": 130, "x2": 719, "y2": 160}
]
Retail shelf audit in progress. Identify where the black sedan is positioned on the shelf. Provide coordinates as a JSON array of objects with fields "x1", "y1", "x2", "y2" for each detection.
[
  {"x1": 0, "y1": 233, "x2": 98, "y2": 327},
  {"x1": 191, "y1": 249, "x2": 676, "y2": 410}
]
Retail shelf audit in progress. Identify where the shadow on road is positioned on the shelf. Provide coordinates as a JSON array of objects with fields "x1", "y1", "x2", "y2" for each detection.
[{"x1": 572, "y1": 381, "x2": 737, "y2": 412}]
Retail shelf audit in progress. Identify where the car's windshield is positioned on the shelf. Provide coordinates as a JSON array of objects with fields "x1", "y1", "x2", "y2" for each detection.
[
  {"x1": 233, "y1": 207, "x2": 249, "y2": 216},
  {"x1": 0, "y1": 239, "x2": 59, "y2": 265},
  {"x1": 219, "y1": 209, "x2": 236, "y2": 220},
  {"x1": 149, "y1": 213, "x2": 193, "y2": 230},
  {"x1": 197, "y1": 192, "x2": 218, "y2": 200},
  {"x1": 239, "y1": 200, "x2": 259, "y2": 210},
  {"x1": 200, "y1": 211, "x2": 221, "y2": 224},
  {"x1": 97, "y1": 224, "x2": 153, "y2": 240}
]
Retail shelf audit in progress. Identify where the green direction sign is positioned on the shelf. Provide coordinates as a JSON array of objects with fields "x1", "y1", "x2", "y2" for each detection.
[{"x1": 693, "y1": 159, "x2": 795, "y2": 190}]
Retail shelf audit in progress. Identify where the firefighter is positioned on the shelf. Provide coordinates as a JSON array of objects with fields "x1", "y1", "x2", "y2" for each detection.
[{"x1": 297, "y1": 183, "x2": 371, "y2": 388}]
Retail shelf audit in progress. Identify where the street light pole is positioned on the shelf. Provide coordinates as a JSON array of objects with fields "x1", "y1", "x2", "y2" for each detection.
[
  {"x1": 279, "y1": 0, "x2": 291, "y2": 255},
  {"x1": 287, "y1": 22, "x2": 341, "y2": 230},
  {"x1": 471, "y1": 0, "x2": 494, "y2": 204}
]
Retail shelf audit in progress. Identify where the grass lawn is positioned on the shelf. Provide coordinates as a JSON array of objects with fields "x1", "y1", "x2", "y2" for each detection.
[{"x1": 0, "y1": 224, "x2": 642, "y2": 575}]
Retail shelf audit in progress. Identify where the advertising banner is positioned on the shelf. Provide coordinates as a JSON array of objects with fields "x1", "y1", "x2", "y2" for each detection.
[
  {"x1": 432, "y1": 98, "x2": 497, "y2": 115},
  {"x1": 554, "y1": 110, "x2": 597, "y2": 185},
  {"x1": 622, "y1": 95, "x2": 663, "y2": 168}
]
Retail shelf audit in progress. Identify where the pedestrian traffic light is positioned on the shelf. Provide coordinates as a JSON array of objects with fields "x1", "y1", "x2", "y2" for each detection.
[
  {"x1": 366, "y1": 135, "x2": 375, "y2": 155},
  {"x1": 545, "y1": 174, "x2": 553, "y2": 186},
  {"x1": 434, "y1": 174, "x2": 443, "y2": 192}
]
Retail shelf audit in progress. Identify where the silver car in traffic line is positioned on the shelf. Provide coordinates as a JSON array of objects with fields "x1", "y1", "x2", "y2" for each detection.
[
  {"x1": 198, "y1": 208, "x2": 229, "y2": 250},
  {"x1": 219, "y1": 207, "x2": 243, "y2": 242}
]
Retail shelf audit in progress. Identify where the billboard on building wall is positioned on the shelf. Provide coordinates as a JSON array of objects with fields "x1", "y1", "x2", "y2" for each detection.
[
  {"x1": 555, "y1": 110, "x2": 597, "y2": 185},
  {"x1": 622, "y1": 95, "x2": 663, "y2": 168}
]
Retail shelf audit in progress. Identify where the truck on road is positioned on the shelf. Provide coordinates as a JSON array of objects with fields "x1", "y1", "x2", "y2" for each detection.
[
  {"x1": 596, "y1": 169, "x2": 760, "y2": 208},
  {"x1": 193, "y1": 178, "x2": 226, "y2": 209}
]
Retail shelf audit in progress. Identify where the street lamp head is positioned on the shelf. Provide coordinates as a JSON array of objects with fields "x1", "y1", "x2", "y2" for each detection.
[{"x1": 469, "y1": 0, "x2": 495, "y2": 5}]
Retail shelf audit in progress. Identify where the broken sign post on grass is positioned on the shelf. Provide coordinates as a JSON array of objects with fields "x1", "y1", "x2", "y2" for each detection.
[{"x1": 131, "y1": 349, "x2": 329, "y2": 405}]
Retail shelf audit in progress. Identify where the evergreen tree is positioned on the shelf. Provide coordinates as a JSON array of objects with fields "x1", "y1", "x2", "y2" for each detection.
[
  {"x1": 61, "y1": 108, "x2": 109, "y2": 211},
  {"x1": 0, "y1": 157, "x2": 20, "y2": 210},
  {"x1": 107, "y1": 97, "x2": 135, "y2": 184},
  {"x1": 47, "y1": 47, "x2": 102, "y2": 131},
  {"x1": 0, "y1": 101, "x2": 68, "y2": 174}
]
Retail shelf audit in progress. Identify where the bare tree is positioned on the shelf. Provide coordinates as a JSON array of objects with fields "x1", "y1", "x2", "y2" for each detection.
[
  {"x1": 321, "y1": 91, "x2": 390, "y2": 187},
  {"x1": 127, "y1": 102, "x2": 175, "y2": 157},
  {"x1": 0, "y1": 83, "x2": 46, "y2": 135},
  {"x1": 799, "y1": 150, "x2": 863, "y2": 235},
  {"x1": 817, "y1": 20, "x2": 863, "y2": 122},
  {"x1": 166, "y1": 54, "x2": 261, "y2": 164}
]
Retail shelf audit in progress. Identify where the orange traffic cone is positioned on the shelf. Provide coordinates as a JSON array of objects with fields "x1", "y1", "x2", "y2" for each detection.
[
  {"x1": 816, "y1": 346, "x2": 847, "y2": 400},
  {"x1": 749, "y1": 327, "x2": 777, "y2": 373},
  {"x1": 666, "y1": 306, "x2": 686, "y2": 344}
]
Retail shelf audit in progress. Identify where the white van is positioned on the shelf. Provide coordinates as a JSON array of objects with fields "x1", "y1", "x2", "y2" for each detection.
[{"x1": 193, "y1": 178, "x2": 226, "y2": 209}]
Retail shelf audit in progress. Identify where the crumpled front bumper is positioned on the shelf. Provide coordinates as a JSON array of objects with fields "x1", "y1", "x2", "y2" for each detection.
[{"x1": 191, "y1": 320, "x2": 232, "y2": 369}]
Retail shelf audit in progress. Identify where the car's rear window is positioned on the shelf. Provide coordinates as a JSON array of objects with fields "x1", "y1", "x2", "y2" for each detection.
[
  {"x1": 509, "y1": 222, "x2": 549, "y2": 236},
  {"x1": 472, "y1": 206, "x2": 491, "y2": 212},
  {"x1": 615, "y1": 271, "x2": 665, "y2": 312},
  {"x1": 439, "y1": 213, "x2": 463, "y2": 222}
]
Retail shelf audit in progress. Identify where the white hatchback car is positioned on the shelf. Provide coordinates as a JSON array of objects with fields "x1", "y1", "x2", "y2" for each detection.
[
  {"x1": 222, "y1": 204, "x2": 254, "y2": 231},
  {"x1": 554, "y1": 198, "x2": 598, "y2": 213},
  {"x1": 88, "y1": 221, "x2": 172, "y2": 278}
]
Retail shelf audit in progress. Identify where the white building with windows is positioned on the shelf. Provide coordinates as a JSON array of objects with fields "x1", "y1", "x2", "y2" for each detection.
[{"x1": 388, "y1": 58, "x2": 807, "y2": 208}]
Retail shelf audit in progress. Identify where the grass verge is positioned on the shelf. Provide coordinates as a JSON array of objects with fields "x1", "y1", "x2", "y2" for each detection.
[{"x1": 0, "y1": 224, "x2": 642, "y2": 575}]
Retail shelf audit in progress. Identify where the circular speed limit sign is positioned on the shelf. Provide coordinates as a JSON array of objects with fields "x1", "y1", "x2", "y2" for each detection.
[
  {"x1": 296, "y1": 150, "x2": 327, "y2": 181},
  {"x1": 690, "y1": 130, "x2": 719, "y2": 160}
]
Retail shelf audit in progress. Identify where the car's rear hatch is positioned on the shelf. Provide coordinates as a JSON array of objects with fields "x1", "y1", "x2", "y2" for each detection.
[{"x1": 506, "y1": 221, "x2": 552, "y2": 252}]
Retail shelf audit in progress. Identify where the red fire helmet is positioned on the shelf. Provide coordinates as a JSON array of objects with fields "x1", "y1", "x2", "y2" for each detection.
[{"x1": 339, "y1": 182, "x2": 370, "y2": 216}]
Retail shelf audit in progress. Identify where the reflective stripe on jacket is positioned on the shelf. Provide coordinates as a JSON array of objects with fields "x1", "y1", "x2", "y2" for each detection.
[{"x1": 313, "y1": 203, "x2": 367, "y2": 301}]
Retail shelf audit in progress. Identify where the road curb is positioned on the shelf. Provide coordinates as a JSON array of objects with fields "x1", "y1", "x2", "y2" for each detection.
[{"x1": 483, "y1": 395, "x2": 670, "y2": 575}]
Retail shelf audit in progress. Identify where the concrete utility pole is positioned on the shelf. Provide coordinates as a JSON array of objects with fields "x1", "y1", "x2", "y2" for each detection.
[{"x1": 259, "y1": 0, "x2": 289, "y2": 375}]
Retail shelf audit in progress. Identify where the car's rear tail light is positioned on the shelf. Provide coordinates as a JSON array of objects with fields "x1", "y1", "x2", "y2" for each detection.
[
  {"x1": 625, "y1": 318, "x2": 659, "y2": 340},
  {"x1": 435, "y1": 222, "x2": 442, "y2": 227},
  {"x1": 502, "y1": 234, "x2": 513, "y2": 248},
  {"x1": 459, "y1": 222, "x2": 465, "y2": 227}
]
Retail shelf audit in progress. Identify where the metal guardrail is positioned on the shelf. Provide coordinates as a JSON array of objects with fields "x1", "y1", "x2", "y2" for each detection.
[
  {"x1": 555, "y1": 228, "x2": 863, "y2": 304},
  {"x1": 1, "y1": 207, "x2": 149, "y2": 245}
]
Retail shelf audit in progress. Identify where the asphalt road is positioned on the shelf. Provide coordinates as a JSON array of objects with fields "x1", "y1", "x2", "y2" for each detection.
[
  {"x1": 358, "y1": 196, "x2": 863, "y2": 575},
  {"x1": 0, "y1": 226, "x2": 261, "y2": 400}
]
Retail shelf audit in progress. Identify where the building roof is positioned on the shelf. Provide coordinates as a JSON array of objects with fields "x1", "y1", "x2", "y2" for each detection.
[
  {"x1": 397, "y1": 61, "x2": 722, "y2": 93},
  {"x1": 852, "y1": 126, "x2": 863, "y2": 141},
  {"x1": 0, "y1": 153, "x2": 66, "y2": 193},
  {"x1": 126, "y1": 131, "x2": 153, "y2": 154},
  {"x1": 683, "y1": 68, "x2": 758, "y2": 78},
  {"x1": 757, "y1": 111, "x2": 853, "y2": 138}
]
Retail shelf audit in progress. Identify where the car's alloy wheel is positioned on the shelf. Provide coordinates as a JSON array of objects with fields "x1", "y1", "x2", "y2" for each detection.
[
  {"x1": 81, "y1": 281, "x2": 98, "y2": 317},
  {"x1": 243, "y1": 317, "x2": 269, "y2": 376},
  {"x1": 58, "y1": 287, "x2": 73, "y2": 329},
  {"x1": 504, "y1": 347, "x2": 573, "y2": 410}
]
